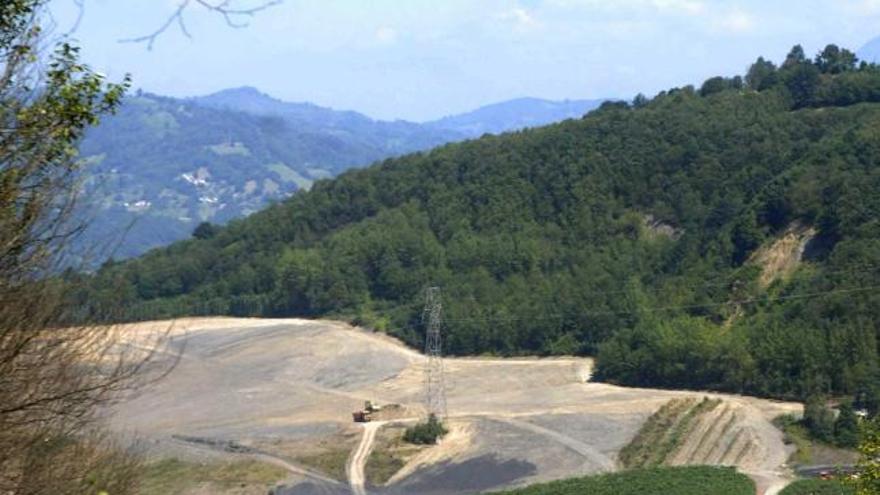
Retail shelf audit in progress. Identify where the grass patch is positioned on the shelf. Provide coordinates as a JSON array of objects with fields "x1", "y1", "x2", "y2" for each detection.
[
  {"x1": 365, "y1": 424, "x2": 426, "y2": 486},
  {"x1": 140, "y1": 458, "x2": 287, "y2": 495},
  {"x1": 268, "y1": 162, "x2": 313, "y2": 190},
  {"x1": 207, "y1": 142, "x2": 250, "y2": 156},
  {"x1": 403, "y1": 414, "x2": 448, "y2": 445},
  {"x1": 492, "y1": 466, "x2": 754, "y2": 495},
  {"x1": 366, "y1": 447, "x2": 407, "y2": 486},
  {"x1": 658, "y1": 397, "x2": 721, "y2": 464},
  {"x1": 620, "y1": 397, "x2": 720, "y2": 468},
  {"x1": 620, "y1": 398, "x2": 694, "y2": 467},
  {"x1": 295, "y1": 448, "x2": 350, "y2": 482},
  {"x1": 779, "y1": 479, "x2": 855, "y2": 495},
  {"x1": 774, "y1": 415, "x2": 858, "y2": 467}
]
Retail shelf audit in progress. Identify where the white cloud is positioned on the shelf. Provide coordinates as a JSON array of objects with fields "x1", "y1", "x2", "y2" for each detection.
[
  {"x1": 715, "y1": 8, "x2": 755, "y2": 33},
  {"x1": 651, "y1": 0, "x2": 706, "y2": 15},
  {"x1": 499, "y1": 7, "x2": 541, "y2": 29},
  {"x1": 375, "y1": 26, "x2": 398, "y2": 44},
  {"x1": 849, "y1": 0, "x2": 880, "y2": 14}
]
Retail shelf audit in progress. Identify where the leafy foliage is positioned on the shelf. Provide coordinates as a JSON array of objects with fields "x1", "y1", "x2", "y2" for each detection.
[
  {"x1": 73, "y1": 89, "x2": 464, "y2": 261},
  {"x1": 78, "y1": 45, "x2": 880, "y2": 402},
  {"x1": 1, "y1": 2, "x2": 155, "y2": 495},
  {"x1": 492, "y1": 466, "x2": 754, "y2": 495},
  {"x1": 848, "y1": 416, "x2": 880, "y2": 495},
  {"x1": 402, "y1": 414, "x2": 447, "y2": 445},
  {"x1": 780, "y1": 479, "x2": 855, "y2": 495}
]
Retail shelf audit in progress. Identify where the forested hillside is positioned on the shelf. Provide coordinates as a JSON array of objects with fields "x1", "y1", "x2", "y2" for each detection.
[
  {"x1": 78, "y1": 45, "x2": 880, "y2": 406},
  {"x1": 75, "y1": 88, "x2": 604, "y2": 262},
  {"x1": 73, "y1": 91, "x2": 463, "y2": 261}
]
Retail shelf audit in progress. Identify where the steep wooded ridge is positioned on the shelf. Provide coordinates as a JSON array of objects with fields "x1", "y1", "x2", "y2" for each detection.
[
  {"x1": 74, "y1": 87, "x2": 603, "y2": 262},
  {"x1": 77, "y1": 45, "x2": 880, "y2": 405},
  {"x1": 73, "y1": 89, "x2": 463, "y2": 261}
]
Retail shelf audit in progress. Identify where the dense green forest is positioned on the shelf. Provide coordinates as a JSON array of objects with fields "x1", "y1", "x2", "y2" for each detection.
[
  {"x1": 77, "y1": 44, "x2": 880, "y2": 406},
  {"x1": 73, "y1": 89, "x2": 464, "y2": 261},
  {"x1": 779, "y1": 479, "x2": 854, "y2": 495}
]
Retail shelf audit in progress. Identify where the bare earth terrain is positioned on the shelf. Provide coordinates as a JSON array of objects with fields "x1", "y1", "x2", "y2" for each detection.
[{"x1": 111, "y1": 318, "x2": 801, "y2": 495}]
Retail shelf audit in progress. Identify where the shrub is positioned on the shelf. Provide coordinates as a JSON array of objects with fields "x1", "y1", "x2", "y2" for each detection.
[
  {"x1": 403, "y1": 414, "x2": 447, "y2": 445},
  {"x1": 494, "y1": 466, "x2": 754, "y2": 495},
  {"x1": 780, "y1": 479, "x2": 854, "y2": 495}
]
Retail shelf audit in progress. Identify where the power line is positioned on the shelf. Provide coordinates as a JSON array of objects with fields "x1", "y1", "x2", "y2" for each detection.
[
  {"x1": 422, "y1": 287, "x2": 447, "y2": 419},
  {"x1": 403, "y1": 283, "x2": 880, "y2": 327}
]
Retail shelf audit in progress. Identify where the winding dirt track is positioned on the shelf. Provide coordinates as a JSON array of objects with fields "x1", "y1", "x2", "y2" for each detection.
[
  {"x1": 111, "y1": 317, "x2": 802, "y2": 494},
  {"x1": 347, "y1": 421, "x2": 384, "y2": 495}
]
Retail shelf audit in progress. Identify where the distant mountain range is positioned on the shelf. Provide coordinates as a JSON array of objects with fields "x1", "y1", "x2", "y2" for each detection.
[
  {"x1": 73, "y1": 88, "x2": 605, "y2": 263},
  {"x1": 194, "y1": 87, "x2": 605, "y2": 138},
  {"x1": 426, "y1": 97, "x2": 604, "y2": 136},
  {"x1": 858, "y1": 35, "x2": 880, "y2": 64}
]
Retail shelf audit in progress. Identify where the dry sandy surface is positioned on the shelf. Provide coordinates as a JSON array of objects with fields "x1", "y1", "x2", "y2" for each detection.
[{"x1": 110, "y1": 317, "x2": 801, "y2": 495}]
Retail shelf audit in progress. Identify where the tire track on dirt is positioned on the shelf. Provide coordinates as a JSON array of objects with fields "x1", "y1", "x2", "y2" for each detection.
[
  {"x1": 169, "y1": 435, "x2": 343, "y2": 487},
  {"x1": 495, "y1": 417, "x2": 616, "y2": 471},
  {"x1": 347, "y1": 421, "x2": 385, "y2": 495}
]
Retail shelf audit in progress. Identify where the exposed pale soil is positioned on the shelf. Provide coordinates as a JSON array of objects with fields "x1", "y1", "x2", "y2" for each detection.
[
  {"x1": 749, "y1": 222, "x2": 816, "y2": 287},
  {"x1": 110, "y1": 317, "x2": 801, "y2": 494}
]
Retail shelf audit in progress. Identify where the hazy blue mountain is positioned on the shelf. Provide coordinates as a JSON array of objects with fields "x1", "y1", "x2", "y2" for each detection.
[
  {"x1": 194, "y1": 87, "x2": 463, "y2": 155},
  {"x1": 73, "y1": 88, "x2": 605, "y2": 264},
  {"x1": 858, "y1": 35, "x2": 880, "y2": 64},
  {"x1": 427, "y1": 97, "x2": 605, "y2": 136},
  {"x1": 74, "y1": 91, "x2": 463, "y2": 263}
]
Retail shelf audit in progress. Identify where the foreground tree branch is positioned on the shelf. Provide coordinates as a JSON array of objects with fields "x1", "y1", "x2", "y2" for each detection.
[
  {"x1": 118, "y1": 0, "x2": 283, "y2": 50},
  {"x1": 0, "y1": 2, "x2": 175, "y2": 493}
]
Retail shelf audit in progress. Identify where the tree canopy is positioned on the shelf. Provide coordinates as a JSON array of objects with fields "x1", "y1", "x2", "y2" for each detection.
[{"x1": 77, "y1": 45, "x2": 880, "y2": 403}]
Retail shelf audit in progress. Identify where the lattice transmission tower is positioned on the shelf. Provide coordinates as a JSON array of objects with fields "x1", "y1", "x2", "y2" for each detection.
[{"x1": 422, "y1": 287, "x2": 447, "y2": 419}]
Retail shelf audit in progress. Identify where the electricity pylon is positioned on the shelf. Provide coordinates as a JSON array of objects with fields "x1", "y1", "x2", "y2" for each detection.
[{"x1": 422, "y1": 287, "x2": 447, "y2": 419}]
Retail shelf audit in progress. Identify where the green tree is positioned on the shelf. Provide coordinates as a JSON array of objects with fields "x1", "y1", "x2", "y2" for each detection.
[
  {"x1": 847, "y1": 416, "x2": 880, "y2": 495},
  {"x1": 804, "y1": 396, "x2": 836, "y2": 443},
  {"x1": 815, "y1": 44, "x2": 858, "y2": 74},
  {"x1": 834, "y1": 401, "x2": 859, "y2": 448},
  {"x1": 193, "y1": 221, "x2": 219, "y2": 240},
  {"x1": 700, "y1": 76, "x2": 728, "y2": 97},
  {"x1": 403, "y1": 414, "x2": 448, "y2": 445},
  {"x1": 783, "y1": 44, "x2": 807, "y2": 68},
  {"x1": 0, "y1": 3, "x2": 162, "y2": 495},
  {"x1": 745, "y1": 57, "x2": 779, "y2": 90},
  {"x1": 784, "y1": 62, "x2": 821, "y2": 108}
]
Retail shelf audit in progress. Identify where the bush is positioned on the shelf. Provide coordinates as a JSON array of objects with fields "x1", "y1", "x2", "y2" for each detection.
[
  {"x1": 494, "y1": 466, "x2": 754, "y2": 495},
  {"x1": 779, "y1": 479, "x2": 854, "y2": 495},
  {"x1": 403, "y1": 414, "x2": 447, "y2": 445}
]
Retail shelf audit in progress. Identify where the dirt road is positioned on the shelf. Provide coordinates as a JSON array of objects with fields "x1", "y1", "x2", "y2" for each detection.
[
  {"x1": 348, "y1": 421, "x2": 385, "y2": 495},
  {"x1": 111, "y1": 317, "x2": 801, "y2": 495}
]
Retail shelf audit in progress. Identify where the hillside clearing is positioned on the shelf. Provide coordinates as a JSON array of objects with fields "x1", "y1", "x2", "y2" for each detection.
[{"x1": 110, "y1": 317, "x2": 800, "y2": 494}]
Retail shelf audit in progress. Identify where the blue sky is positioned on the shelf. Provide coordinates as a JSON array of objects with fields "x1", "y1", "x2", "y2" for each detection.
[{"x1": 51, "y1": 0, "x2": 880, "y2": 121}]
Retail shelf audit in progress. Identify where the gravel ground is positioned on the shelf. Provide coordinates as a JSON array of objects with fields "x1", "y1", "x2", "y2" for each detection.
[{"x1": 109, "y1": 318, "x2": 802, "y2": 495}]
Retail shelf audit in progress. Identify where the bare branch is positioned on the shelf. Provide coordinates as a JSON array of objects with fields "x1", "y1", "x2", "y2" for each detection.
[
  {"x1": 66, "y1": 0, "x2": 85, "y2": 36},
  {"x1": 118, "y1": 0, "x2": 283, "y2": 50}
]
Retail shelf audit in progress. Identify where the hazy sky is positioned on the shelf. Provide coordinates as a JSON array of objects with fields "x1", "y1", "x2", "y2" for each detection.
[{"x1": 51, "y1": 0, "x2": 880, "y2": 121}]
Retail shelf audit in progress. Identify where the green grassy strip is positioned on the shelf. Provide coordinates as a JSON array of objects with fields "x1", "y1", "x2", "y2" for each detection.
[
  {"x1": 490, "y1": 466, "x2": 754, "y2": 495},
  {"x1": 654, "y1": 398, "x2": 722, "y2": 466},
  {"x1": 779, "y1": 479, "x2": 854, "y2": 495},
  {"x1": 619, "y1": 398, "x2": 695, "y2": 468}
]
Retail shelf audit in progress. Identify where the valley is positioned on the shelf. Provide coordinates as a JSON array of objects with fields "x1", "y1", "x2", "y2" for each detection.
[
  {"x1": 116, "y1": 318, "x2": 800, "y2": 495},
  {"x1": 5, "y1": 3, "x2": 880, "y2": 495},
  {"x1": 73, "y1": 89, "x2": 602, "y2": 262}
]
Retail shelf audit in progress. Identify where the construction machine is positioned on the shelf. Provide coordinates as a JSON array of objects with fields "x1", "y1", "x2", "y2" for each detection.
[{"x1": 352, "y1": 400, "x2": 381, "y2": 423}]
